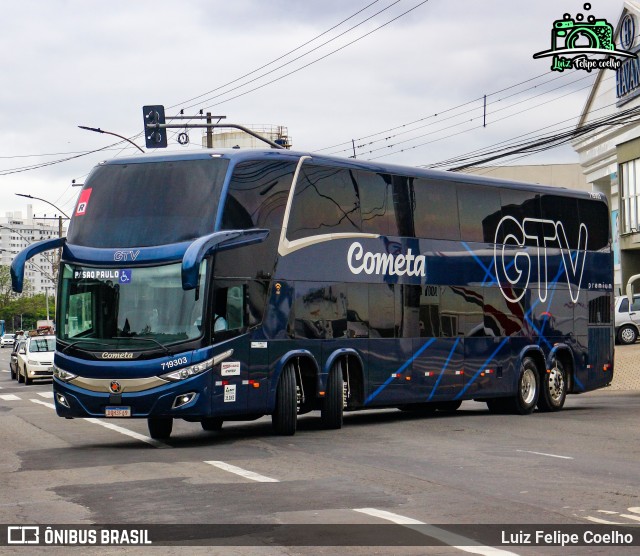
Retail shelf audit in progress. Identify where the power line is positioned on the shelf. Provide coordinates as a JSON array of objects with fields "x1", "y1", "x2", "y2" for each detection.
[
  {"x1": 194, "y1": 0, "x2": 431, "y2": 111},
  {"x1": 169, "y1": 0, "x2": 385, "y2": 110}
]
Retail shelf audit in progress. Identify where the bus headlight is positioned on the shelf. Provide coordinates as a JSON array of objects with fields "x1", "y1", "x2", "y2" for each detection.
[
  {"x1": 53, "y1": 366, "x2": 78, "y2": 382},
  {"x1": 161, "y1": 357, "x2": 215, "y2": 382}
]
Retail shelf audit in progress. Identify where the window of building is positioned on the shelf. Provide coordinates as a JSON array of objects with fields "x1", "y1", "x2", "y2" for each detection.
[{"x1": 621, "y1": 158, "x2": 640, "y2": 234}]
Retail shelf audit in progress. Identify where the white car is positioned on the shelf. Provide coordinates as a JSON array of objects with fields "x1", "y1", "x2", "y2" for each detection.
[
  {"x1": 0, "y1": 333, "x2": 16, "y2": 348},
  {"x1": 17, "y1": 335, "x2": 56, "y2": 385},
  {"x1": 614, "y1": 295, "x2": 640, "y2": 345}
]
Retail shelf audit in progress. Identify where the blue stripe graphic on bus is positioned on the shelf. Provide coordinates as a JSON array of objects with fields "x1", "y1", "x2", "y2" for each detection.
[
  {"x1": 364, "y1": 338, "x2": 437, "y2": 405},
  {"x1": 427, "y1": 337, "x2": 460, "y2": 402},
  {"x1": 455, "y1": 337, "x2": 510, "y2": 400}
]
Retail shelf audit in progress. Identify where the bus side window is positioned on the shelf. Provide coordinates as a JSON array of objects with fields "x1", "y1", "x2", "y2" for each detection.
[{"x1": 213, "y1": 284, "x2": 246, "y2": 337}]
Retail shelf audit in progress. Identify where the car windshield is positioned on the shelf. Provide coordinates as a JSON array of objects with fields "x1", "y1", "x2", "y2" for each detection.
[
  {"x1": 58, "y1": 261, "x2": 207, "y2": 350},
  {"x1": 29, "y1": 337, "x2": 55, "y2": 352}
]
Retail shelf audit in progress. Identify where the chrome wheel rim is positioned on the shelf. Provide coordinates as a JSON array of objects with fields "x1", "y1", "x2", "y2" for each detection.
[
  {"x1": 547, "y1": 366, "x2": 565, "y2": 403},
  {"x1": 521, "y1": 368, "x2": 537, "y2": 405},
  {"x1": 621, "y1": 327, "x2": 636, "y2": 344}
]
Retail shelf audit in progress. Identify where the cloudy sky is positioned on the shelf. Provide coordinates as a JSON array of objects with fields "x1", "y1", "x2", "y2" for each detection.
[{"x1": 0, "y1": 0, "x2": 624, "y2": 220}]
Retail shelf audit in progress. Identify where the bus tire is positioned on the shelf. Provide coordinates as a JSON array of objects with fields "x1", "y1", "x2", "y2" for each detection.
[
  {"x1": 509, "y1": 357, "x2": 539, "y2": 415},
  {"x1": 435, "y1": 400, "x2": 462, "y2": 412},
  {"x1": 148, "y1": 417, "x2": 173, "y2": 439},
  {"x1": 272, "y1": 363, "x2": 297, "y2": 436},
  {"x1": 201, "y1": 418, "x2": 223, "y2": 431},
  {"x1": 321, "y1": 362, "x2": 344, "y2": 429},
  {"x1": 537, "y1": 359, "x2": 567, "y2": 412}
]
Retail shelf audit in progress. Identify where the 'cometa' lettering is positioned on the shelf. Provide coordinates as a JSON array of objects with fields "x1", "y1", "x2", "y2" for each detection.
[{"x1": 347, "y1": 242, "x2": 426, "y2": 277}]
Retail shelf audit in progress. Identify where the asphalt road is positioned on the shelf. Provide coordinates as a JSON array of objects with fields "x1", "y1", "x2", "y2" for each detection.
[{"x1": 1, "y1": 347, "x2": 639, "y2": 555}]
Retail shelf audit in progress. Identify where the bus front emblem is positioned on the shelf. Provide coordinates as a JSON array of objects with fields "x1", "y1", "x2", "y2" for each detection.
[{"x1": 109, "y1": 381, "x2": 122, "y2": 394}]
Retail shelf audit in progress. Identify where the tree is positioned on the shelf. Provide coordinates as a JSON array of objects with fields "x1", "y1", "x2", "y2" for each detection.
[{"x1": 0, "y1": 265, "x2": 42, "y2": 331}]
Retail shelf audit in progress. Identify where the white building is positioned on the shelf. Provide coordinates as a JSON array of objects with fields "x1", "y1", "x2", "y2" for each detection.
[
  {"x1": 572, "y1": 1, "x2": 640, "y2": 295},
  {"x1": 0, "y1": 204, "x2": 60, "y2": 295}
]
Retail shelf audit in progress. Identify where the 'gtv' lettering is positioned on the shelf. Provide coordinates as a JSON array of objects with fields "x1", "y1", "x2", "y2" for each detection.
[{"x1": 494, "y1": 216, "x2": 588, "y2": 303}]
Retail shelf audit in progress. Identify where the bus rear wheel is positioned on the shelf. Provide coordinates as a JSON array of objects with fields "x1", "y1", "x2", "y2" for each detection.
[
  {"x1": 509, "y1": 357, "x2": 539, "y2": 415},
  {"x1": 537, "y1": 360, "x2": 567, "y2": 412},
  {"x1": 321, "y1": 361, "x2": 344, "y2": 429},
  {"x1": 148, "y1": 417, "x2": 173, "y2": 439},
  {"x1": 272, "y1": 363, "x2": 297, "y2": 435}
]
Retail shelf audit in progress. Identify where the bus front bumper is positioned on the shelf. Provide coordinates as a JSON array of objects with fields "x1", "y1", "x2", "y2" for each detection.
[{"x1": 52, "y1": 372, "x2": 211, "y2": 418}]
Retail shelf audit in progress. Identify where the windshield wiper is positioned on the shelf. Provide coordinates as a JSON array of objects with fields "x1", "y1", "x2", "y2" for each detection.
[
  {"x1": 110, "y1": 336, "x2": 170, "y2": 355},
  {"x1": 60, "y1": 339, "x2": 113, "y2": 354}
]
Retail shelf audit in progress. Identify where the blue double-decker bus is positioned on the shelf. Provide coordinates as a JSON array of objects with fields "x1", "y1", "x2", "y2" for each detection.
[{"x1": 11, "y1": 149, "x2": 614, "y2": 440}]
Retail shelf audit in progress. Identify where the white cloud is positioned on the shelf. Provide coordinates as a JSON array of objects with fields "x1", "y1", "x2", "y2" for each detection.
[{"x1": 0, "y1": 0, "x2": 624, "y2": 216}]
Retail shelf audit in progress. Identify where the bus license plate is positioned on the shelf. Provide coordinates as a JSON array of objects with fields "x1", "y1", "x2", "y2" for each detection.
[{"x1": 105, "y1": 406, "x2": 131, "y2": 417}]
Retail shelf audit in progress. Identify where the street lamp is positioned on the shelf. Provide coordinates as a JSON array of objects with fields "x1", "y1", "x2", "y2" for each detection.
[
  {"x1": 78, "y1": 125, "x2": 145, "y2": 153},
  {"x1": 15, "y1": 194, "x2": 70, "y2": 219}
]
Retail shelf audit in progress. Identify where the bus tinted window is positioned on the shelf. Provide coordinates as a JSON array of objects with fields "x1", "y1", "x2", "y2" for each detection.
[
  {"x1": 67, "y1": 159, "x2": 229, "y2": 248},
  {"x1": 287, "y1": 165, "x2": 362, "y2": 241},
  {"x1": 457, "y1": 184, "x2": 501, "y2": 243},
  {"x1": 358, "y1": 171, "x2": 399, "y2": 236},
  {"x1": 412, "y1": 179, "x2": 460, "y2": 240},
  {"x1": 540, "y1": 194, "x2": 580, "y2": 248},
  {"x1": 222, "y1": 160, "x2": 296, "y2": 230},
  {"x1": 577, "y1": 198, "x2": 610, "y2": 250},
  {"x1": 294, "y1": 283, "x2": 347, "y2": 339},
  {"x1": 499, "y1": 189, "x2": 542, "y2": 247}
]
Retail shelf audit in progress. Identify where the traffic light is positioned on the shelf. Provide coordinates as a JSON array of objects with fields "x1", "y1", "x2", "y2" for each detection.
[{"x1": 142, "y1": 105, "x2": 167, "y2": 148}]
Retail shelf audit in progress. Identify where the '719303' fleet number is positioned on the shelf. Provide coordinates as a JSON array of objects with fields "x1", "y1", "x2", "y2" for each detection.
[{"x1": 160, "y1": 357, "x2": 188, "y2": 371}]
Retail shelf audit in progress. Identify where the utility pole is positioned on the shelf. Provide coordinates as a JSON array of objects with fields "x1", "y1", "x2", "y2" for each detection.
[{"x1": 206, "y1": 112, "x2": 213, "y2": 149}]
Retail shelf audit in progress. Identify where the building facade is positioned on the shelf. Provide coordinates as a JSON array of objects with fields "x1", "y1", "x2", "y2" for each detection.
[
  {"x1": 572, "y1": 0, "x2": 640, "y2": 295},
  {"x1": 0, "y1": 204, "x2": 59, "y2": 295}
]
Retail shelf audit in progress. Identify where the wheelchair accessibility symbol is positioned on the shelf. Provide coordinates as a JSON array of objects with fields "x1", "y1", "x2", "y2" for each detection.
[{"x1": 119, "y1": 269, "x2": 132, "y2": 284}]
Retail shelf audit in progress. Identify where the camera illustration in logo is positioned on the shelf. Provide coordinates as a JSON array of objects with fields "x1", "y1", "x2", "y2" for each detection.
[{"x1": 552, "y1": 12, "x2": 614, "y2": 52}]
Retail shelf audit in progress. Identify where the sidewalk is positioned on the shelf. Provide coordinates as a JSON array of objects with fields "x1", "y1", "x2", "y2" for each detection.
[{"x1": 611, "y1": 342, "x2": 640, "y2": 390}]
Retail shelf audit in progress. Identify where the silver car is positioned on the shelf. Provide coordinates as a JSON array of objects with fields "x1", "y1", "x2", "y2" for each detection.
[
  {"x1": 614, "y1": 295, "x2": 640, "y2": 344},
  {"x1": 0, "y1": 333, "x2": 16, "y2": 348}
]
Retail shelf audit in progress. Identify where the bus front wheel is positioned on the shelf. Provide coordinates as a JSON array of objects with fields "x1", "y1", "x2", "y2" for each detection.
[
  {"x1": 148, "y1": 417, "x2": 173, "y2": 439},
  {"x1": 321, "y1": 361, "x2": 344, "y2": 429},
  {"x1": 272, "y1": 363, "x2": 297, "y2": 435}
]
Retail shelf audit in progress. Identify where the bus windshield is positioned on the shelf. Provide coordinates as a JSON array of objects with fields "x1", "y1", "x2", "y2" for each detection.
[
  {"x1": 66, "y1": 158, "x2": 229, "y2": 247},
  {"x1": 58, "y1": 261, "x2": 207, "y2": 350}
]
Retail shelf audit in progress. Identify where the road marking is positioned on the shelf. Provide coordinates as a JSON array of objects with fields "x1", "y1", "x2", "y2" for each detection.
[
  {"x1": 0, "y1": 394, "x2": 21, "y2": 401},
  {"x1": 586, "y1": 516, "x2": 625, "y2": 525},
  {"x1": 516, "y1": 449, "x2": 573, "y2": 460},
  {"x1": 597, "y1": 510, "x2": 619, "y2": 514},
  {"x1": 353, "y1": 508, "x2": 519, "y2": 556},
  {"x1": 37, "y1": 391, "x2": 54, "y2": 398},
  {"x1": 1, "y1": 369, "x2": 9, "y2": 373},
  {"x1": 204, "y1": 461, "x2": 279, "y2": 483},
  {"x1": 29, "y1": 399, "x2": 170, "y2": 449},
  {"x1": 620, "y1": 513, "x2": 640, "y2": 523}
]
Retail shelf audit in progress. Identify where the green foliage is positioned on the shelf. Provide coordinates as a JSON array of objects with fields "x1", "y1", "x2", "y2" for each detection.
[{"x1": 0, "y1": 265, "x2": 53, "y2": 331}]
